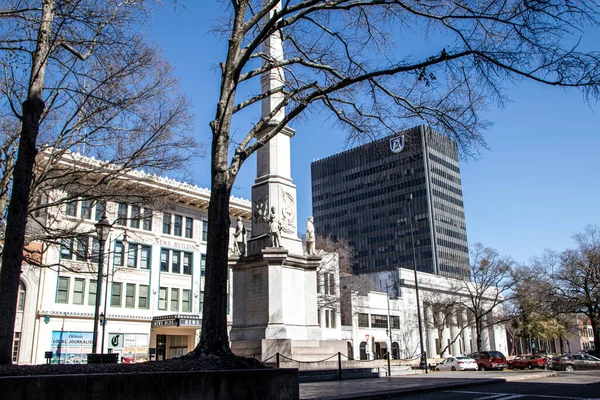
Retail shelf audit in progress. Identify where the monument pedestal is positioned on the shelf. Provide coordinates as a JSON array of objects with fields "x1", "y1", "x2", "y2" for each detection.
[{"x1": 230, "y1": 248, "x2": 336, "y2": 361}]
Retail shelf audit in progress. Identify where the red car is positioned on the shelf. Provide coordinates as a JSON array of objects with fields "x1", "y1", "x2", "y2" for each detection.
[
  {"x1": 467, "y1": 351, "x2": 508, "y2": 371},
  {"x1": 508, "y1": 354, "x2": 547, "y2": 370}
]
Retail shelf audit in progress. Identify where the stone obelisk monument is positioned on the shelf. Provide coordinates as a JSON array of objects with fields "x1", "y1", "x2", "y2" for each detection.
[{"x1": 229, "y1": 1, "x2": 328, "y2": 361}]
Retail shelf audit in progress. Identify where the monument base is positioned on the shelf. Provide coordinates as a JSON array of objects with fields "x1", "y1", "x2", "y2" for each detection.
[
  {"x1": 231, "y1": 338, "x2": 348, "y2": 363},
  {"x1": 229, "y1": 248, "x2": 323, "y2": 353}
]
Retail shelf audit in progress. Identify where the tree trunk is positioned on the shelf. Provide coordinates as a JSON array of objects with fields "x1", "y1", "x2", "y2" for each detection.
[
  {"x1": 0, "y1": 99, "x2": 44, "y2": 364},
  {"x1": 475, "y1": 317, "x2": 483, "y2": 352},
  {"x1": 589, "y1": 313, "x2": 599, "y2": 352},
  {"x1": 0, "y1": 0, "x2": 55, "y2": 365},
  {"x1": 194, "y1": 129, "x2": 234, "y2": 356}
]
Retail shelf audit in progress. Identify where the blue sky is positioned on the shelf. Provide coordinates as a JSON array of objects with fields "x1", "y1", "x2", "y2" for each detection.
[{"x1": 149, "y1": 3, "x2": 599, "y2": 265}]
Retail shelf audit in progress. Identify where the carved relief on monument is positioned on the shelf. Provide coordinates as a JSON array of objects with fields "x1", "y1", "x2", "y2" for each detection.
[
  {"x1": 280, "y1": 189, "x2": 296, "y2": 234},
  {"x1": 253, "y1": 196, "x2": 269, "y2": 225}
]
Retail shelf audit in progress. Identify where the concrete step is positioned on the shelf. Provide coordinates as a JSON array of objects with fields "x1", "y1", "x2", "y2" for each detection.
[{"x1": 298, "y1": 368, "x2": 380, "y2": 383}]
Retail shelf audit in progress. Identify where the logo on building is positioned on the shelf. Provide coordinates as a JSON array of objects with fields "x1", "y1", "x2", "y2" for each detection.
[{"x1": 389, "y1": 135, "x2": 405, "y2": 154}]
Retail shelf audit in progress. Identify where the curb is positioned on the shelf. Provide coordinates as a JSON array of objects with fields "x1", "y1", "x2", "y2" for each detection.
[{"x1": 304, "y1": 371, "x2": 558, "y2": 400}]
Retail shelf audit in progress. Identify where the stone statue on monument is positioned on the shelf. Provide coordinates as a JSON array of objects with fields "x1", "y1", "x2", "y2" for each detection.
[
  {"x1": 305, "y1": 216, "x2": 316, "y2": 255},
  {"x1": 233, "y1": 216, "x2": 247, "y2": 256},
  {"x1": 267, "y1": 206, "x2": 282, "y2": 248}
]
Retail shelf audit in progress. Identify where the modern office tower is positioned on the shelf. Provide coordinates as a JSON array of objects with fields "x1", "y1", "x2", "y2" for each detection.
[{"x1": 311, "y1": 125, "x2": 469, "y2": 279}]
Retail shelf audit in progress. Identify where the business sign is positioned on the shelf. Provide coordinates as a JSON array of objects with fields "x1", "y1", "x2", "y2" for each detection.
[
  {"x1": 389, "y1": 135, "x2": 405, "y2": 154},
  {"x1": 51, "y1": 331, "x2": 93, "y2": 364},
  {"x1": 108, "y1": 333, "x2": 149, "y2": 363}
]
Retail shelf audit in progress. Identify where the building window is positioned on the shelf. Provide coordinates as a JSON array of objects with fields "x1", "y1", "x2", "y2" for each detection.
[
  {"x1": 73, "y1": 278, "x2": 85, "y2": 305},
  {"x1": 61, "y1": 238, "x2": 73, "y2": 260},
  {"x1": 170, "y1": 288, "x2": 179, "y2": 311},
  {"x1": 91, "y1": 238, "x2": 100, "y2": 263},
  {"x1": 65, "y1": 199, "x2": 77, "y2": 216},
  {"x1": 162, "y1": 213, "x2": 171, "y2": 234},
  {"x1": 182, "y1": 289, "x2": 191, "y2": 312},
  {"x1": 143, "y1": 210, "x2": 153, "y2": 231},
  {"x1": 185, "y1": 217, "x2": 193, "y2": 238},
  {"x1": 324, "y1": 273, "x2": 335, "y2": 295},
  {"x1": 174, "y1": 215, "x2": 183, "y2": 237},
  {"x1": 95, "y1": 200, "x2": 106, "y2": 221},
  {"x1": 199, "y1": 290, "x2": 204, "y2": 313},
  {"x1": 202, "y1": 221, "x2": 208, "y2": 242},
  {"x1": 130, "y1": 205, "x2": 140, "y2": 229},
  {"x1": 12, "y1": 332, "x2": 20, "y2": 363},
  {"x1": 111, "y1": 282, "x2": 122, "y2": 307},
  {"x1": 56, "y1": 277, "x2": 70, "y2": 304},
  {"x1": 200, "y1": 254, "x2": 206, "y2": 277},
  {"x1": 139, "y1": 285, "x2": 149, "y2": 309},
  {"x1": 172, "y1": 251, "x2": 181, "y2": 274},
  {"x1": 160, "y1": 249, "x2": 169, "y2": 272},
  {"x1": 125, "y1": 284, "x2": 136, "y2": 308},
  {"x1": 358, "y1": 313, "x2": 369, "y2": 328},
  {"x1": 127, "y1": 244, "x2": 138, "y2": 268},
  {"x1": 17, "y1": 282, "x2": 25, "y2": 311},
  {"x1": 88, "y1": 280, "x2": 97, "y2": 306},
  {"x1": 158, "y1": 287, "x2": 167, "y2": 310},
  {"x1": 75, "y1": 236, "x2": 89, "y2": 261},
  {"x1": 325, "y1": 309, "x2": 336, "y2": 328},
  {"x1": 371, "y1": 314, "x2": 388, "y2": 329},
  {"x1": 140, "y1": 246, "x2": 151, "y2": 269},
  {"x1": 80, "y1": 199, "x2": 92, "y2": 219},
  {"x1": 114, "y1": 241, "x2": 125, "y2": 266},
  {"x1": 117, "y1": 203, "x2": 128, "y2": 226},
  {"x1": 183, "y1": 252, "x2": 192, "y2": 275},
  {"x1": 390, "y1": 316, "x2": 400, "y2": 329}
]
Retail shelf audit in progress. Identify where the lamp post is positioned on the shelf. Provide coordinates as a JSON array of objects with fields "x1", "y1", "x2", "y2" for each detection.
[
  {"x1": 100, "y1": 232, "x2": 127, "y2": 354},
  {"x1": 385, "y1": 278, "x2": 400, "y2": 376},
  {"x1": 406, "y1": 193, "x2": 428, "y2": 373},
  {"x1": 92, "y1": 213, "x2": 112, "y2": 354}
]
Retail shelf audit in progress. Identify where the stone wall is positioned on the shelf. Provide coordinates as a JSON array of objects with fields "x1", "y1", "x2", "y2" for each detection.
[{"x1": 0, "y1": 369, "x2": 298, "y2": 400}]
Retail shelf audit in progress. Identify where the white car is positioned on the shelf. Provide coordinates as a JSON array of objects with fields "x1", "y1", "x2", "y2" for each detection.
[{"x1": 435, "y1": 356, "x2": 478, "y2": 371}]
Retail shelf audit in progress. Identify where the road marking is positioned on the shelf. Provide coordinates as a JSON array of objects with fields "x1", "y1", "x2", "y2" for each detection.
[
  {"x1": 472, "y1": 395, "x2": 524, "y2": 400},
  {"x1": 447, "y1": 391, "x2": 600, "y2": 400}
]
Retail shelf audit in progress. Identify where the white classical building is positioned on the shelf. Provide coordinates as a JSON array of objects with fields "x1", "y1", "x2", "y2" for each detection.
[
  {"x1": 13, "y1": 152, "x2": 252, "y2": 365},
  {"x1": 340, "y1": 269, "x2": 508, "y2": 362}
]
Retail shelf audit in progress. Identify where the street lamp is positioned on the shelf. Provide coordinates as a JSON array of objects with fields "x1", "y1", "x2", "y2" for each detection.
[
  {"x1": 100, "y1": 231, "x2": 127, "y2": 354},
  {"x1": 92, "y1": 213, "x2": 112, "y2": 354},
  {"x1": 406, "y1": 193, "x2": 428, "y2": 373}
]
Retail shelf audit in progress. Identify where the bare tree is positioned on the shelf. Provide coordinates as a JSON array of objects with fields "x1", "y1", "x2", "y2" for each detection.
[
  {"x1": 0, "y1": 0, "x2": 199, "y2": 364},
  {"x1": 548, "y1": 225, "x2": 600, "y2": 349},
  {"x1": 195, "y1": 0, "x2": 600, "y2": 358},
  {"x1": 460, "y1": 243, "x2": 514, "y2": 352}
]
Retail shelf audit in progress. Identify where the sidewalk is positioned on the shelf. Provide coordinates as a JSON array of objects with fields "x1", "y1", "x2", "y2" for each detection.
[{"x1": 299, "y1": 370, "x2": 558, "y2": 400}]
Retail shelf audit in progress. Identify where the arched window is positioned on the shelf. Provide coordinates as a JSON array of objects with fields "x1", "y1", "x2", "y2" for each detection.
[
  {"x1": 347, "y1": 341, "x2": 354, "y2": 360},
  {"x1": 17, "y1": 281, "x2": 25, "y2": 311},
  {"x1": 392, "y1": 342, "x2": 400, "y2": 359}
]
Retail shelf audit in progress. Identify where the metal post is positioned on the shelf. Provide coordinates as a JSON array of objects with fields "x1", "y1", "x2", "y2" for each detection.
[
  {"x1": 92, "y1": 237, "x2": 106, "y2": 354},
  {"x1": 100, "y1": 241, "x2": 114, "y2": 354},
  {"x1": 276, "y1": 352, "x2": 280, "y2": 368},
  {"x1": 338, "y1": 352, "x2": 342, "y2": 380},
  {"x1": 386, "y1": 293, "x2": 392, "y2": 376},
  {"x1": 407, "y1": 195, "x2": 428, "y2": 374}
]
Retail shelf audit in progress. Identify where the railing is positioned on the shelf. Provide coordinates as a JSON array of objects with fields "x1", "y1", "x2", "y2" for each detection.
[{"x1": 259, "y1": 351, "x2": 425, "y2": 380}]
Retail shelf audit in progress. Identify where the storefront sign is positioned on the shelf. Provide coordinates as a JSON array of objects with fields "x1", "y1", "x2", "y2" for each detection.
[{"x1": 51, "y1": 331, "x2": 93, "y2": 364}]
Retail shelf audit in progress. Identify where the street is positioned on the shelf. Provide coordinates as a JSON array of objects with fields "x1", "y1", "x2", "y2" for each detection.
[{"x1": 389, "y1": 371, "x2": 600, "y2": 400}]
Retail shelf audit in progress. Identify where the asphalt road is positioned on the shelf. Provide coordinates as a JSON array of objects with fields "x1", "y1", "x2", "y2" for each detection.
[{"x1": 389, "y1": 370, "x2": 600, "y2": 400}]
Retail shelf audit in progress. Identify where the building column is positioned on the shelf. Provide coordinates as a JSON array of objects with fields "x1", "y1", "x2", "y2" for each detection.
[
  {"x1": 450, "y1": 313, "x2": 460, "y2": 356},
  {"x1": 425, "y1": 305, "x2": 437, "y2": 358}
]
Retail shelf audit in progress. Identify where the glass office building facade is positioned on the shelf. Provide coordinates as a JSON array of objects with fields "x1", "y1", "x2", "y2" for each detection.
[{"x1": 311, "y1": 125, "x2": 469, "y2": 279}]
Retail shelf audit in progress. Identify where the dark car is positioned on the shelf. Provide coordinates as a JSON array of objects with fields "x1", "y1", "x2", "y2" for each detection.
[
  {"x1": 508, "y1": 354, "x2": 547, "y2": 370},
  {"x1": 468, "y1": 351, "x2": 508, "y2": 371},
  {"x1": 548, "y1": 353, "x2": 600, "y2": 372}
]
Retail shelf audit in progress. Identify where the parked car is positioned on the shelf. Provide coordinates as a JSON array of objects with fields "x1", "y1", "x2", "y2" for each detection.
[
  {"x1": 435, "y1": 356, "x2": 478, "y2": 371},
  {"x1": 548, "y1": 353, "x2": 600, "y2": 372},
  {"x1": 508, "y1": 354, "x2": 547, "y2": 370},
  {"x1": 468, "y1": 351, "x2": 508, "y2": 371}
]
